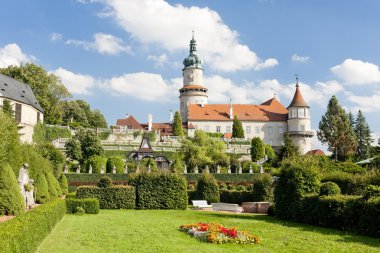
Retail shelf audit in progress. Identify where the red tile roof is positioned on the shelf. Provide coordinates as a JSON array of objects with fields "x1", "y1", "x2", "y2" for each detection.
[
  {"x1": 188, "y1": 98, "x2": 288, "y2": 122},
  {"x1": 288, "y1": 85, "x2": 309, "y2": 108},
  {"x1": 116, "y1": 115, "x2": 143, "y2": 129},
  {"x1": 179, "y1": 84, "x2": 208, "y2": 90},
  {"x1": 306, "y1": 149, "x2": 325, "y2": 156}
]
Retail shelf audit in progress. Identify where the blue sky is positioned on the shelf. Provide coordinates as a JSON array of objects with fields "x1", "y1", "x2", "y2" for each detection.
[{"x1": 1, "y1": 0, "x2": 380, "y2": 150}]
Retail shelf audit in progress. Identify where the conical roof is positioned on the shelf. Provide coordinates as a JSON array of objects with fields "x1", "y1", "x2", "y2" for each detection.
[{"x1": 288, "y1": 84, "x2": 309, "y2": 108}]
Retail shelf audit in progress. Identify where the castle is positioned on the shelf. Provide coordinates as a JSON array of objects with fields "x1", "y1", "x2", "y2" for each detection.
[{"x1": 116, "y1": 35, "x2": 314, "y2": 155}]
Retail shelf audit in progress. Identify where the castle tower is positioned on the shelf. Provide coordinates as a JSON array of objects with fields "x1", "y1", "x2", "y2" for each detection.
[
  {"x1": 287, "y1": 77, "x2": 313, "y2": 154},
  {"x1": 179, "y1": 32, "x2": 208, "y2": 122}
]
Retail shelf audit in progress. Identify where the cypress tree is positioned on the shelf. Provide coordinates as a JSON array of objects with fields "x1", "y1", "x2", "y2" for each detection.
[
  {"x1": 251, "y1": 137, "x2": 265, "y2": 161},
  {"x1": 0, "y1": 164, "x2": 25, "y2": 215},
  {"x1": 232, "y1": 115, "x2": 244, "y2": 138},
  {"x1": 58, "y1": 174, "x2": 68, "y2": 195},
  {"x1": 317, "y1": 96, "x2": 357, "y2": 161},
  {"x1": 35, "y1": 173, "x2": 50, "y2": 204},
  {"x1": 354, "y1": 110, "x2": 372, "y2": 160},
  {"x1": 45, "y1": 171, "x2": 58, "y2": 198},
  {"x1": 172, "y1": 111, "x2": 184, "y2": 137}
]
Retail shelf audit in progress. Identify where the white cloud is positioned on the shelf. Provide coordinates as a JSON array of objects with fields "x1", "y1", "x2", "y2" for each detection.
[
  {"x1": 50, "y1": 33, "x2": 63, "y2": 42},
  {"x1": 345, "y1": 90, "x2": 380, "y2": 112},
  {"x1": 0, "y1": 43, "x2": 31, "y2": 68},
  {"x1": 331, "y1": 59, "x2": 380, "y2": 85},
  {"x1": 52, "y1": 67, "x2": 96, "y2": 95},
  {"x1": 147, "y1": 54, "x2": 168, "y2": 67},
  {"x1": 98, "y1": 0, "x2": 277, "y2": 72},
  {"x1": 66, "y1": 33, "x2": 132, "y2": 55},
  {"x1": 291, "y1": 54, "x2": 310, "y2": 63}
]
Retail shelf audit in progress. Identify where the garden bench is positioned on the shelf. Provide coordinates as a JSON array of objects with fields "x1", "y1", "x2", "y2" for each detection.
[
  {"x1": 191, "y1": 200, "x2": 212, "y2": 210},
  {"x1": 211, "y1": 203, "x2": 243, "y2": 213}
]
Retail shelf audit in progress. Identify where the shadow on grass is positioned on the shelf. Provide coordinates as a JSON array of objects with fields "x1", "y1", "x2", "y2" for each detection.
[{"x1": 194, "y1": 211, "x2": 380, "y2": 248}]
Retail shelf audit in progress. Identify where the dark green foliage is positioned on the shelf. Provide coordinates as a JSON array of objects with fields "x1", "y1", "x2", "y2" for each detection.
[
  {"x1": 97, "y1": 176, "x2": 113, "y2": 188},
  {"x1": 187, "y1": 190, "x2": 197, "y2": 204},
  {"x1": 130, "y1": 173, "x2": 187, "y2": 209},
  {"x1": 76, "y1": 186, "x2": 135, "y2": 209},
  {"x1": 319, "y1": 182, "x2": 341, "y2": 196},
  {"x1": 20, "y1": 144, "x2": 54, "y2": 180},
  {"x1": 1, "y1": 99, "x2": 14, "y2": 117},
  {"x1": 196, "y1": 173, "x2": 220, "y2": 203},
  {"x1": 172, "y1": 111, "x2": 184, "y2": 137},
  {"x1": 264, "y1": 144, "x2": 277, "y2": 166},
  {"x1": 33, "y1": 123, "x2": 71, "y2": 144},
  {"x1": 106, "y1": 156, "x2": 125, "y2": 173},
  {"x1": 61, "y1": 100, "x2": 107, "y2": 128},
  {"x1": 232, "y1": 115, "x2": 244, "y2": 138},
  {"x1": 267, "y1": 205, "x2": 276, "y2": 216},
  {"x1": 253, "y1": 174, "x2": 274, "y2": 202},
  {"x1": 0, "y1": 164, "x2": 25, "y2": 215},
  {"x1": 65, "y1": 138, "x2": 82, "y2": 162},
  {"x1": 45, "y1": 171, "x2": 59, "y2": 198},
  {"x1": 170, "y1": 155, "x2": 184, "y2": 173},
  {"x1": 251, "y1": 137, "x2": 264, "y2": 161},
  {"x1": 279, "y1": 133, "x2": 299, "y2": 160},
  {"x1": 317, "y1": 96, "x2": 357, "y2": 161},
  {"x1": 0, "y1": 199, "x2": 66, "y2": 253},
  {"x1": 274, "y1": 164, "x2": 320, "y2": 220},
  {"x1": 329, "y1": 161, "x2": 365, "y2": 173},
  {"x1": 86, "y1": 155, "x2": 107, "y2": 173},
  {"x1": 363, "y1": 185, "x2": 380, "y2": 200},
  {"x1": 354, "y1": 110, "x2": 372, "y2": 161},
  {"x1": 58, "y1": 174, "x2": 68, "y2": 195},
  {"x1": 219, "y1": 190, "x2": 252, "y2": 204},
  {"x1": 66, "y1": 198, "x2": 99, "y2": 214},
  {"x1": 35, "y1": 173, "x2": 50, "y2": 204},
  {"x1": 37, "y1": 143, "x2": 66, "y2": 176}
]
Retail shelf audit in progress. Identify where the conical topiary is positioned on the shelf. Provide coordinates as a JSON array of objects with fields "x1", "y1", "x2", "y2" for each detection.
[
  {"x1": 45, "y1": 171, "x2": 58, "y2": 198},
  {"x1": 196, "y1": 173, "x2": 220, "y2": 203},
  {"x1": 35, "y1": 173, "x2": 50, "y2": 204},
  {"x1": 59, "y1": 174, "x2": 68, "y2": 195},
  {"x1": 0, "y1": 164, "x2": 25, "y2": 215}
]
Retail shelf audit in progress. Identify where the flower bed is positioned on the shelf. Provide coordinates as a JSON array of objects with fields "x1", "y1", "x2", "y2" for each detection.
[{"x1": 179, "y1": 222, "x2": 260, "y2": 244}]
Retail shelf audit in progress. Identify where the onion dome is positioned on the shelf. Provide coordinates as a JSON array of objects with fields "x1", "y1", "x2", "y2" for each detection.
[{"x1": 183, "y1": 32, "x2": 203, "y2": 69}]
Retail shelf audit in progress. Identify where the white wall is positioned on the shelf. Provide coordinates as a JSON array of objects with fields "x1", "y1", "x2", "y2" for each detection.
[{"x1": 183, "y1": 68, "x2": 203, "y2": 86}]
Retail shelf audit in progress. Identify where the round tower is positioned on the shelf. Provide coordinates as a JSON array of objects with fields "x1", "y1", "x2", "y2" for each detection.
[
  {"x1": 287, "y1": 77, "x2": 313, "y2": 154},
  {"x1": 179, "y1": 32, "x2": 208, "y2": 122}
]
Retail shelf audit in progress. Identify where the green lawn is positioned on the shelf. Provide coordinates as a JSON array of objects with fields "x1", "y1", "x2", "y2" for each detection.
[{"x1": 37, "y1": 210, "x2": 380, "y2": 253}]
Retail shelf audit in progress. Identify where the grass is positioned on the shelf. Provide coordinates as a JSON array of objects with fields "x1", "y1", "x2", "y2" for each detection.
[{"x1": 37, "y1": 210, "x2": 380, "y2": 253}]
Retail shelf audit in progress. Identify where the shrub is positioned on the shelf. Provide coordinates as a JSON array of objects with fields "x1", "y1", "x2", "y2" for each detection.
[
  {"x1": 75, "y1": 206, "x2": 85, "y2": 215},
  {"x1": 236, "y1": 185, "x2": 247, "y2": 191},
  {"x1": 106, "y1": 156, "x2": 125, "y2": 173},
  {"x1": 76, "y1": 186, "x2": 135, "y2": 209},
  {"x1": 145, "y1": 157, "x2": 158, "y2": 172},
  {"x1": 319, "y1": 182, "x2": 341, "y2": 196},
  {"x1": 321, "y1": 171, "x2": 374, "y2": 195},
  {"x1": 97, "y1": 176, "x2": 113, "y2": 188},
  {"x1": 66, "y1": 192, "x2": 76, "y2": 199},
  {"x1": 253, "y1": 174, "x2": 274, "y2": 202},
  {"x1": 0, "y1": 199, "x2": 66, "y2": 253},
  {"x1": 196, "y1": 173, "x2": 220, "y2": 203},
  {"x1": 85, "y1": 155, "x2": 107, "y2": 173},
  {"x1": 35, "y1": 173, "x2": 50, "y2": 204},
  {"x1": 363, "y1": 185, "x2": 380, "y2": 200},
  {"x1": 131, "y1": 173, "x2": 187, "y2": 209},
  {"x1": 251, "y1": 137, "x2": 264, "y2": 162},
  {"x1": 0, "y1": 164, "x2": 25, "y2": 215},
  {"x1": 66, "y1": 198, "x2": 99, "y2": 214},
  {"x1": 220, "y1": 190, "x2": 252, "y2": 204},
  {"x1": 45, "y1": 171, "x2": 59, "y2": 198},
  {"x1": 58, "y1": 174, "x2": 68, "y2": 195},
  {"x1": 274, "y1": 164, "x2": 320, "y2": 220}
]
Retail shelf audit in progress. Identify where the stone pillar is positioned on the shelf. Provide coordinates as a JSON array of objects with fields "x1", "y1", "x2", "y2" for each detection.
[
  {"x1": 259, "y1": 166, "x2": 264, "y2": 174},
  {"x1": 136, "y1": 166, "x2": 140, "y2": 173},
  {"x1": 88, "y1": 165, "x2": 92, "y2": 174},
  {"x1": 194, "y1": 165, "x2": 198, "y2": 174},
  {"x1": 124, "y1": 164, "x2": 128, "y2": 174},
  {"x1": 205, "y1": 165, "x2": 209, "y2": 173},
  {"x1": 216, "y1": 165, "x2": 220, "y2": 174},
  {"x1": 112, "y1": 165, "x2": 116, "y2": 174},
  {"x1": 64, "y1": 164, "x2": 68, "y2": 174},
  {"x1": 184, "y1": 165, "x2": 187, "y2": 174},
  {"x1": 238, "y1": 165, "x2": 242, "y2": 174},
  {"x1": 100, "y1": 165, "x2": 105, "y2": 174},
  {"x1": 227, "y1": 165, "x2": 231, "y2": 174},
  {"x1": 249, "y1": 164, "x2": 253, "y2": 174},
  {"x1": 76, "y1": 165, "x2": 81, "y2": 174}
]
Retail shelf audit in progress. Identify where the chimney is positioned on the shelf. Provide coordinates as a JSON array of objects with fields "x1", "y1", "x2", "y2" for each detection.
[
  {"x1": 229, "y1": 98, "x2": 233, "y2": 119},
  {"x1": 169, "y1": 110, "x2": 173, "y2": 123},
  {"x1": 201, "y1": 100, "x2": 204, "y2": 108},
  {"x1": 148, "y1": 114, "x2": 152, "y2": 131}
]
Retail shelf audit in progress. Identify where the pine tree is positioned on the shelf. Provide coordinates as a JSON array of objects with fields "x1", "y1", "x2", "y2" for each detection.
[
  {"x1": 232, "y1": 115, "x2": 244, "y2": 138},
  {"x1": 1, "y1": 99, "x2": 14, "y2": 118},
  {"x1": 354, "y1": 110, "x2": 372, "y2": 160},
  {"x1": 172, "y1": 111, "x2": 184, "y2": 137},
  {"x1": 279, "y1": 133, "x2": 299, "y2": 160},
  {"x1": 348, "y1": 111, "x2": 355, "y2": 129},
  {"x1": 0, "y1": 164, "x2": 25, "y2": 215},
  {"x1": 35, "y1": 173, "x2": 50, "y2": 204},
  {"x1": 251, "y1": 137, "x2": 265, "y2": 161},
  {"x1": 318, "y1": 96, "x2": 357, "y2": 161}
]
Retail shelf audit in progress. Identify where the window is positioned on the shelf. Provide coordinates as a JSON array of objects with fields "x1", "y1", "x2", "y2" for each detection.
[
  {"x1": 204, "y1": 125, "x2": 210, "y2": 132},
  {"x1": 15, "y1": 103, "x2": 21, "y2": 122},
  {"x1": 292, "y1": 109, "x2": 297, "y2": 118},
  {"x1": 268, "y1": 126, "x2": 273, "y2": 135},
  {"x1": 269, "y1": 139, "x2": 273, "y2": 146},
  {"x1": 279, "y1": 127, "x2": 284, "y2": 134},
  {"x1": 216, "y1": 126, "x2": 221, "y2": 133},
  {"x1": 255, "y1": 126, "x2": 260, "y2": 133},
  {"x1": 37, "y1": 112, "x2": 41, "y2": 122},
  {"x1": 300, "y1": 125, "x2": 305, "y2": 131},
  {"x1": 246, "y1": 126, "x2": 251, "y2": 134},
  {"x1": 298, "y1": 108, "x2": 305, "y2": 117},
  {"x1": 226, "y1": 126, "x2": 232, "y2": 133}
]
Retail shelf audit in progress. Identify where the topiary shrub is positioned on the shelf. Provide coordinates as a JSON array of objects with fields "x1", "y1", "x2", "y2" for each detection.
[
  {"x1": 45, "y1": 171, "x2": 59, "y2": 198},
  {"x1": 66, "y1": 198, "x2": 99, "y2": 214},
  {"x1": 362, "y1": 185, "x2": 380, "y2": 200},
  {"x1": 97, "y1": 176, "x2": 113, "y2": 188},
  {"x1": 253, "y1": 174, "x2": 274, "y2": 202},
  {"x1": 106, "y1": 156, "x2": 125, "y2": 173},
  {"x1": 145, "y1": 158, "x2": 158, "y2": 172},
  {"x1": 85, "y1": 155, "x2": 107, "y2": 173},
  {"x1": 58, "y1": 174, "x2": 68, "y2": 195},
  {"x1": 0, "y1": 164, "x2": 25, "y2": 216},
  {"x1": 219, "y1": 190, "x2": 252, "y2": 204},
  {"x1": 319, "y1": 182, "x2": 341, "y2": 196},
  {"x1": 195, "y1": 173, "x2": 220, "y2": 203},
  {"x1": 35, "y1": 173, "x2": 50, "y2": 204},
  {"x1": 274, "y1": 164, "x2": 320, "y2": 220}
]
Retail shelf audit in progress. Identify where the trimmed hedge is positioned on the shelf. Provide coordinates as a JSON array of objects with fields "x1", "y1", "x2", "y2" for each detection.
[
  {"x1": 106, "y1": 156, "x2": 125, "y2": 174},
  {"x1": 0, "y1": 199, "x2": 66, "y2": 253},
  {"x1": 196, "y1": 173, "x2": 220, "y2": 203},
  {"x1": 319, "y1": 182, "x2": 341, "y2": 196},
  {"x1": 253, "y1": 174, "x2": 274, "y2": 202},
  {"x1": 76, "y1": 186, "x2": 135, "y2": 209},
  {"x1": 130, "y1": 173, "x2": 187, "y2": 210},
  {"x1": 66, "y1": 198, "x2": 99, "y2": 214},
  {"x1": 220, "y1": 190, "x2": 253, "y2": 204}
]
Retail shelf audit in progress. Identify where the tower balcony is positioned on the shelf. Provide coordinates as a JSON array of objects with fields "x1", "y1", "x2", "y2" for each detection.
[{"x1": 287, "y1": 131, "x2": 314, "y2": 137}]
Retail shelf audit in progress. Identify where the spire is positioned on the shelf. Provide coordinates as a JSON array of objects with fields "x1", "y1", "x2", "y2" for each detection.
[
  {"x1": 190, "y1": 30, "x2": 197, "y2": 54},
  {"x1": 288, "y1": 76, "x2": 309, "y2": 108},
  {"x1": 295, "y1": 74, "x2": 299, "y2": 88}
]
